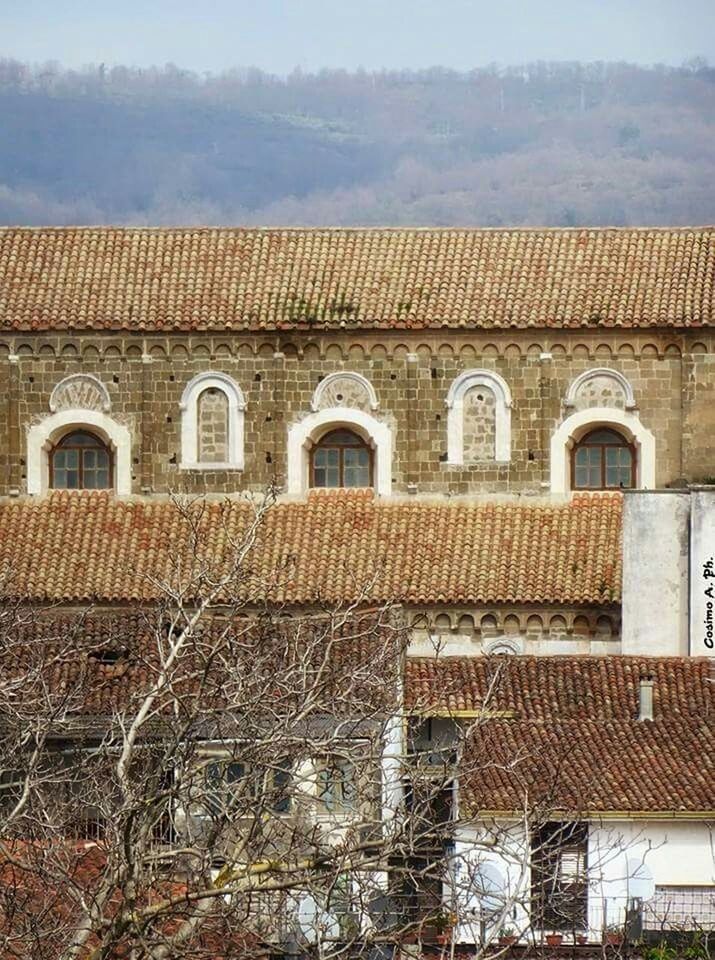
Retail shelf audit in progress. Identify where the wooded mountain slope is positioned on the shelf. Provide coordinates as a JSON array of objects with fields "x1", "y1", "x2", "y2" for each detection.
[{"x1": 1, "y1": 58, "x2": 713, "y2": 226}]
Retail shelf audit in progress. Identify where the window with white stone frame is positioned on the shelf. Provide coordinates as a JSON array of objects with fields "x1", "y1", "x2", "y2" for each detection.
[
  {"x1": 550, "y1": 370, "x2": 655, "y2": 493},
  {"x1": 179, "y1": 372, "x2": 246, "y2": 470},
  {"x1": 445, "y1": 370, "x2": 512, "y2": 465},
  {"x1": 26, "y1": 374, "x2": 132, "y2": 496}
]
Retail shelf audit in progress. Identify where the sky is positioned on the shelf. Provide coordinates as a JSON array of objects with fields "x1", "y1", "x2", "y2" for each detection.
[{"x1": 1, "y1": 0, "x2": 713, "y2": 74}]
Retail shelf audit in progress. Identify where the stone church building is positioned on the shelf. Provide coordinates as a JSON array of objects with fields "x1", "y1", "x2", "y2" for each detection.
[{"x1": 0, "y1": 226, "x2": 713, "y2": 950}]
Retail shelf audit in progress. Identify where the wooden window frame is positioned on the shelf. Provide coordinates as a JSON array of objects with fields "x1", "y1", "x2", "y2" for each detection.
[
  {"x1": 310, "y1": 429, "x2": 374, "y2": 489},
  {"x1": 49, "y1": 430, "x2": 114, "y2": 491},
  {"x1": 570, "y1": 429, "x2": 636, "y2": 491}
]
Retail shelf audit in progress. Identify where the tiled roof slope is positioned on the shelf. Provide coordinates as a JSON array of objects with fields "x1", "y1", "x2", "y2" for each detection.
[
  {"x1": 0, "y1": 490, "x2": 622, "y2": 605},
  {"x1": 406, "y1": 657, "x2": 714, "y2": 814},
  {"x1": 5, "y1": 610, "x2": 404, "y2": 717},
  {"x1": 462, "y1": 716, "x2": 713, "y2": 815},
  {"x1": 406, "y1": 655, "x2": 708, "y2": 717},
  {"x1": 0, "y1": 227, "x2": 712, "y2": 332}
]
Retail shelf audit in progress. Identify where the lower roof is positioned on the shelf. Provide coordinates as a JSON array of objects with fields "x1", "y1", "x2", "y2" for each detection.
[
  {"x1": 0, "y1": 489, "x2": 622, "y2": 605},
  {"x1": 407, "y1": 656, "x2": 714, "y2": 816}
]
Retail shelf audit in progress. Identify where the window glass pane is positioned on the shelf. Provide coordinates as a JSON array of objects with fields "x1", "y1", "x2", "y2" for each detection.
[
  {"x1": 52, "y1": 449, "x2": 79, "y2": 489},
  {"x1": 81, "y1": 448, "x2": 110, "y2": 489},
  {"x1": 605, "y1": 464, "x2": 619, "y2": 487},
  {"x1": 343, "y1": 447, "x2": 370, "y2": 487},
  {"x1": 574, "y1": 449, "x2": 589, "y2": 488},
  {"x1": 574, "y1": 447, "x2": 603, "y2": 488},
  {"x1": 319, "y1": 761, "x2": 356, "y2": 812},
  {"x1": 204, "y1": 760, "x2": 245, "y2": 815},
  {"x1": 58, "y1": 431, "x2": 102, "y2": 448},
  {"x1": 314, "y1": 447, "x2": 343, "y2": 487},
  {"x1": 618, "y1": 448, "x2": 633, "y2": 487}
]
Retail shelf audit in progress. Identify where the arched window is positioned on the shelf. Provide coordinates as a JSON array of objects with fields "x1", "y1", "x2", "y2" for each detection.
[
  {"x1": 310, "y1": 429, "x2": 372, "y2": 488},
  {"x1": 179, "y1": 373, "x2": 246, "y2": 470},
  {"x1": 571, "y1": 428, "x2": 635, "y2": 490},
  {"x1": 50, "y1": 431, "x2": 112, "y2": 490},
  {"x1": 445, "y1": 370, "x2": 512, "y2": 464}
]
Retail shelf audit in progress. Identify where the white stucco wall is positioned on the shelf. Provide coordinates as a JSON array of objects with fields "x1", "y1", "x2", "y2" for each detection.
[
  {"x1": 690, "y1": 489, "x2": 715, "y2": 657},
  {"x1": 621, "y1": 491, "x2": 690, "y2": 656},
  {"x1": 453, "y1": 823, "x2": 531, "y2": 945},
  {"x1": 454, "y1": 819, "x2": 715, "y2": 945},
  {"x1": 588, "y1": 819, "x2": 715, "y2": 932}
]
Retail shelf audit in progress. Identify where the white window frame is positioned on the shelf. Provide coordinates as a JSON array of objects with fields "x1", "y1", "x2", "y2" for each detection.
[
  {"x1": 27, "y1": 409, "x2": 132, "y2": 496},
  {"x1": 287, "y1": 407, "x2": 392, "y2": 496},
  {"x1": 179, "y1": 372, "x2": 246, "y2": 471},
  {"x1": 445, "y1": 370, "x2": 512, "y2": 464},
  {"x1": 549, "y1": 408, "x2": 655, "y2": 494}
]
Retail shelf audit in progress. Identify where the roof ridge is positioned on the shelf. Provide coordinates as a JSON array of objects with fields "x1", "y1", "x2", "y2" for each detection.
[{"x1": 0, "y1": 225, "x2": 713, "y2": 234}]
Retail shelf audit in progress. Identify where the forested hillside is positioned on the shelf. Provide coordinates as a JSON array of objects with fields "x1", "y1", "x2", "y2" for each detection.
[{"x1": 1, "y1": 58, "x2": 713, "y2": 226}]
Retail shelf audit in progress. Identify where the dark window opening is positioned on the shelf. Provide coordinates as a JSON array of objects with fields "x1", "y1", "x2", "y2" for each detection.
[
  {"x1": 204, "y1": 756, "x2": 292, "y2": 817},
  {"x1": 572, "y1": 428, "x2": 635, "y2": 490},
  {"x1": 88, "y1": 648, "x2": 127, "y2": 665},
  {"x1": 531, "y1": 822, "x2": 588, "y2": 931},
  {"x1": 50, "y1": 430, "x2": 112, "y2": 490},
  {"x1": 310, "y1": 428, "x2": 372, "y2": 489}
]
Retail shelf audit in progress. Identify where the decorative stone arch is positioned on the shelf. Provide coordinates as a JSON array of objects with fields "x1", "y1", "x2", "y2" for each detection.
[
  {"x1": 564, "y1": 367, "x2": 637, "y2": 411},
  {"x1": 49, "y1": 373, "x2": 111, "y2": 414},
  {"x1": 311, "y1": 371, "x2": 379, "y2": 413},
  {"x1": 27, "y1": 409, "x2": 132, "y2": 495},
  {"x1": 287, "y1": 407, "x2": 392, "y2": 496},
  {"x1": 482, "y1": 636, "x2": 522, "y2": 656},
  {"x1": 179, "y1": 372, "x2": 246, "y2": 470},
  {"x1": 550, "y1": 407, "x2": 655, "y2": 494},
  {"x1": 445, "y1": 369, "x2": 512, "y2": 464}
]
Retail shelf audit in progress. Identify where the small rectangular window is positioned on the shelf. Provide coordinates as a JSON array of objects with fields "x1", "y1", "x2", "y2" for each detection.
[
  {"x1": 203, "y1": 756, "x2": 291, "y2": 816},
  {"x1": 318, "y1": 759, "x2": 358, "y2": 813}
]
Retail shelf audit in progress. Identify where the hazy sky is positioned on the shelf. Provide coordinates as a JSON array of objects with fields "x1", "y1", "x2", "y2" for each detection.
[{"x1": 2, "y1": 0, "x2": 713, "y2": 74}]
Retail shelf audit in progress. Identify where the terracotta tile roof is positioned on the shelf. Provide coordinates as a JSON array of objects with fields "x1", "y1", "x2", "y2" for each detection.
[
  {"x1": 405, "y1": 655, "x2": 709, "y2": 717},
  {"x1": 0, "y1": 227, "x2": 712, "y2": 332},
  {"x1": 0, "y1": 842, "x2": 270, "y2": 959},
  {"x1": 461, "y1": 715, "x2": 714, "y2": 816},
  {"x1": 0, "y1": 490, "x2": 622, "y2": 605},
  {"x1": 406, "y1": 656, "x2": 714, "y2": 814},
  {"x1": 6, "y1": 610, "x2": 404, "y2": 717}
]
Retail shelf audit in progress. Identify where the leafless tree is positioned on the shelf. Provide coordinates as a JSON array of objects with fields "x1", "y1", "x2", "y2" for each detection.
[{"x1": 0, "y1": 492, "x2": 656, "y2": 959}]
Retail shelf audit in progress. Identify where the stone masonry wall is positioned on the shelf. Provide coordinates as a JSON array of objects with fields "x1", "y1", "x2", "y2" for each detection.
[
  {"x1": 197, "y1": 388, "x2": 229, "y2": 464},
  {"x1": 0, "y1": 329, "x2": 713, "y2": 497}
]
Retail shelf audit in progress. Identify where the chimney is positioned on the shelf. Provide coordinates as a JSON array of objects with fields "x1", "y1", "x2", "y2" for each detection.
[{"x1": 638, "y1": 678, "x2": 654, "y2": 722}]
